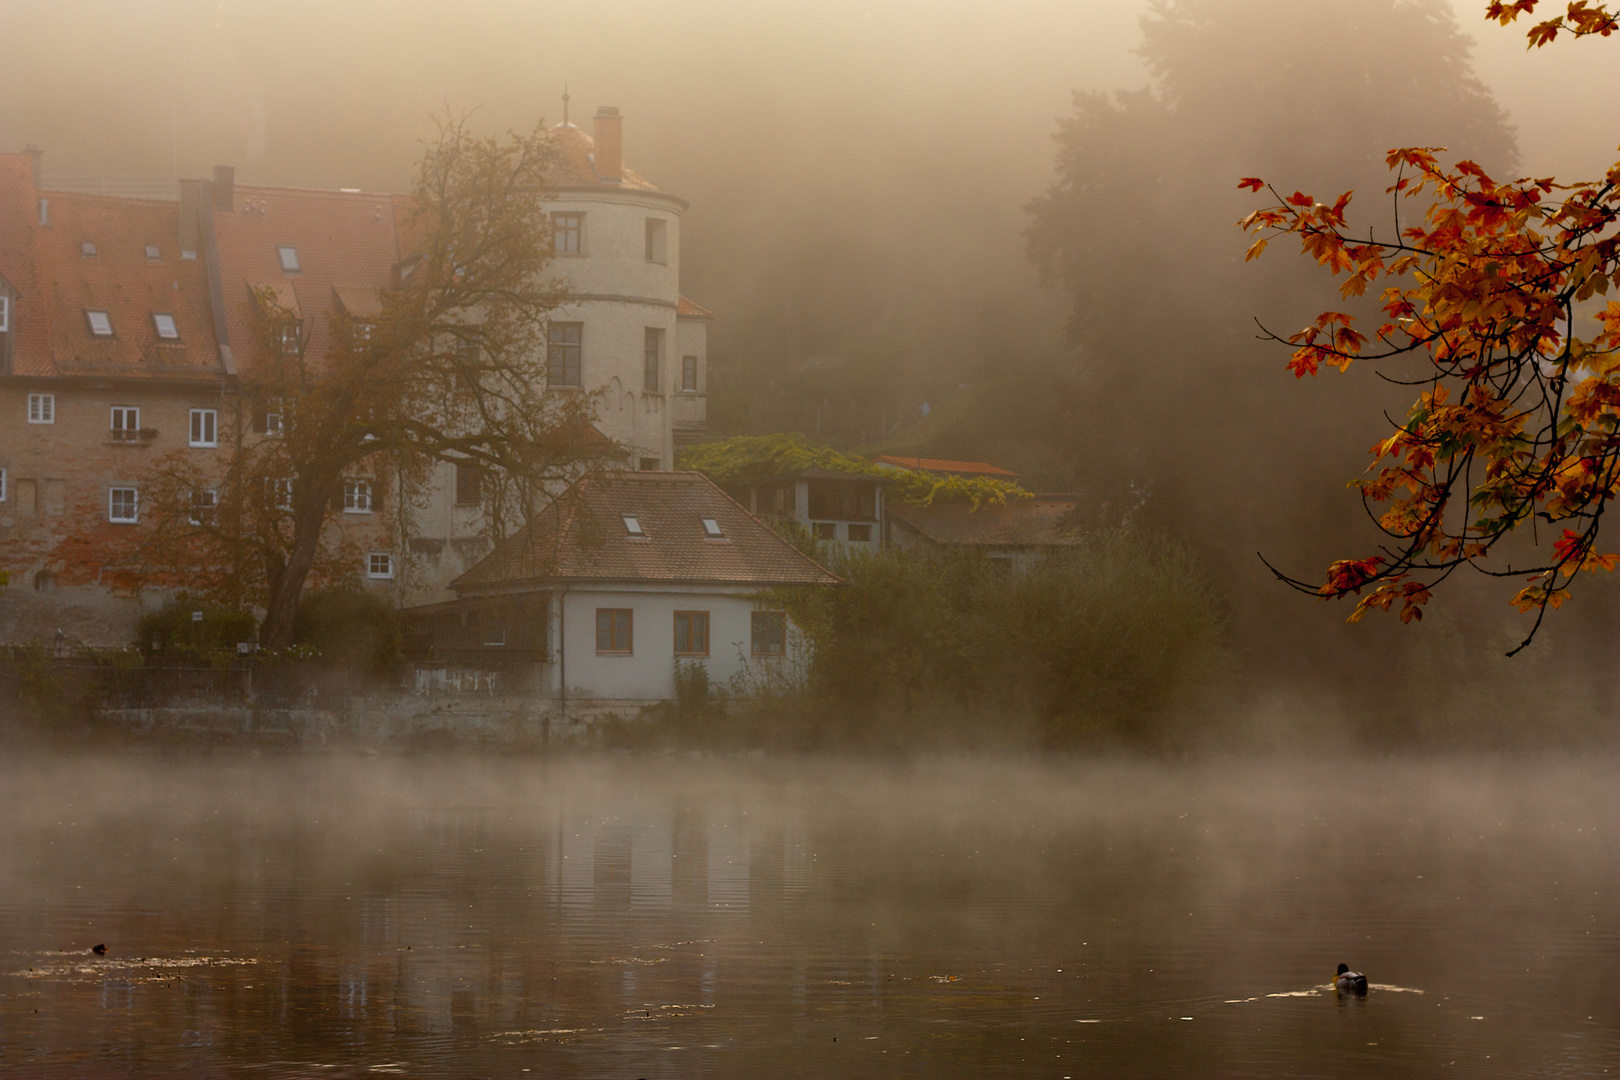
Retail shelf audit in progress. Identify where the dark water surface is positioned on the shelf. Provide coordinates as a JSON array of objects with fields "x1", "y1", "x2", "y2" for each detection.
[{"x1": 1, "y1": 752, "x2": 1615, "y2": 1077}]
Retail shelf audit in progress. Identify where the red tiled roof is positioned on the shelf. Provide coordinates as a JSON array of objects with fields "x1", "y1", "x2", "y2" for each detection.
[
  {"x1": 544, "y1": 124, "x2": 667, "y2": 195},
  {"x1": 887, "y1": 495, "x2": 1083, "y2": 548},
  {"x1": 213, "y1": 186, "x2": 402, "y2": 375},
  {"x1": 873, "y1": 455, "x2": 1020, "y2": 478},
  {"x1": 0, "y1": 154, "x2": 220, "y2": 381},
  {"x1": 676, "y1": 295, "x2": 713, "y2": 319},
  {"x1": 453, "y1": 470, "x2": 840, "y2": 591}
]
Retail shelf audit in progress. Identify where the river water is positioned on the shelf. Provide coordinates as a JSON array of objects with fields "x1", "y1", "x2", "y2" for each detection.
[{"x1": 0, "y1": 751, "x2": 1615, "y2": 1077}]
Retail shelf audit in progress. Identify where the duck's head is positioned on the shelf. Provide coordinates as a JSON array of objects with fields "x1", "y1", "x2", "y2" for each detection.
[{"x1": 1336, "y1": 964, "x2": 1350, "y2": 977}]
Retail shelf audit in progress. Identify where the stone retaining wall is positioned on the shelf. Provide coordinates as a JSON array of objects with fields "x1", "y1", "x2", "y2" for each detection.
[{"x1": 93, "y1": 694, "x2": 660, "y2": 747}]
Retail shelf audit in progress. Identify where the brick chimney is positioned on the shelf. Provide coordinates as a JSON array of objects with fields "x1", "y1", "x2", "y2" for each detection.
[
  {"x1": 212, "y1": 165, "x2": 235, "y2": 211},
  {"x1": 593, "y1": 106, "x2": 622, "y2": 184}
]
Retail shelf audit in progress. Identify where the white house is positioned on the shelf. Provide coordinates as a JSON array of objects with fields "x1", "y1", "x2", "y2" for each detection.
[{"x1": 401, "y1": 470, "x2": 839, "y2": 709}]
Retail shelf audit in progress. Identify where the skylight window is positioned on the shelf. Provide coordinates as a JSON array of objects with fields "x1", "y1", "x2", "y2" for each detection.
[
  {"x1": 622, "y1": 515, "x2": 644, "y2": 537},
  {"x1": 701, "y1": 517, "x2": 723, "y2": 537},
  {"x1": 277, "y1": 245, "x2": 300, "y2": 273},
  {"x1": 145, "y1": 245, "x2": 161, "y2": 261},
  {"x1": 152, "y1": 313, "x2": 179, "y2": 340},
  {"x1": 80, "y1": 241, "x2": 97, "y2": 258},
  {"x1": 85, "y1": 310, "x2": 113, "y2": 337}
]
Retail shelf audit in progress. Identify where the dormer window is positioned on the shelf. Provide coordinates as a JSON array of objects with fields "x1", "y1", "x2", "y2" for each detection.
[
  {"x1": 152, "y1": 313, "x2": 179, "y2": 341},
  {"x1": 277, "y1": 245, "x2": 300, "y2": 273},
  {"x1": 145, "y1": 245, "x2": 162, "y2": 262},
  {"x1": 85, "y1": 310, "x2": 113, "y2": 337},
  {"x1": 80, "y1": 241, "x2": 97, "y2": 259},
  {"x1": 701, "y1": 517, "x2": 723, "y2": 538},
  {"x1": 622, "y1": 514, "x2": 644, "y2": 537}
]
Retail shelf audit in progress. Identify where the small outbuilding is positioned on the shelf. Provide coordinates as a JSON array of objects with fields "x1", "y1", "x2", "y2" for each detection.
[
  {"x1": 400, "y1": 470, "x2": 839, "y2": 709},
  {"x1": 886, "y1": 493, "x2": 1084, "y2": 570},
  {"x1": 739, "y1": 467, "x2": 886, "y2": 552}
]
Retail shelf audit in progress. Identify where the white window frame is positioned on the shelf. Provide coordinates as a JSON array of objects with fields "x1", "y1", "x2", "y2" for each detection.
[
  {"x1": 110, "y1": 406, "x2": 140, "y2": 443},
  {"x1": 0, "y1": 467, "x2": 7, "y2": 502},
  {"x1": 367, "y1": 552, "x2": 394, "y2": 579},
  {"x1": 189, "y1": 408, "x2": 218, "y2": 448},
  {"x1": 270, "y1": 478, "x2": 294, "y2": 511},
  {"x1": 108, "y1": 486, "x2": 139, "y2": 524},
  {"x1": 153, "y1": 312, "x2": 180, "y2": 341},
  {"x1": 188, "y1": 488, "x2": 218, "y2": 526},
  {"x1": 551, "y1": 211, "x2": 584, "y2": 255},
  {"x1": 0, "y1": 295, "x2": 9, "y2": 332},
  {"x1": 86, "y1": 309, "x2": 113, "y2": 337},
  {"x1": 27, "y1": 393, "x2": 54, "y2": 424},
  {"x1": 343, "y1": 478, "x2": 373, "y2": 514},
  {"x1": 264, "y1": 397, "x2": 285, "y2": 435},
  {"x1": 277, "y1": 245, "x2": 300, "y2": 273}
]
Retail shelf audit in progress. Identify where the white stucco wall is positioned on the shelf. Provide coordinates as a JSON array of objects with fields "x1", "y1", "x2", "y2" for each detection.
[
  {"x1": 551, "y1": 584, "x2": 806, "y2": 702},
  {"x1": 544, "y1": 187, "x2": 686, "y2": 470},
  {"x1": 403, "y1": 186, "x2": 695, "y2": 601}
]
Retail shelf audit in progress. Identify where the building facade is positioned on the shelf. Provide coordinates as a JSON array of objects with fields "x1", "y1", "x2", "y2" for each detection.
[
  {"x1": 0, "y1": 105, "x2": 712, "y2": 644},
  {"x1": 403, "y1": 471, "x2": 837, "y2": 706},
  {"x1": 401, "y1": 107, "x2": 712, "y2": 603},
  {"x1": 0, "y1": 152, "x2": 234, "y2": 644}
]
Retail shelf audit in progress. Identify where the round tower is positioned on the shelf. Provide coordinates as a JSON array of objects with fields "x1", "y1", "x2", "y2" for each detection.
[{"x1": 542, "y1": 107, "x2": 706, "y2": 470}]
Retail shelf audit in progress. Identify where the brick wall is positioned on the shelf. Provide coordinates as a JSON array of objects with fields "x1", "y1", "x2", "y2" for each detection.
[{"x1": 0, "y1": 378, "x2": 402, "y2": 625}]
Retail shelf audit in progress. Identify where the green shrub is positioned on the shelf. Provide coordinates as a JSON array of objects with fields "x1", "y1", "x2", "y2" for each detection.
[
  {"x1": 136, "y1": 594, "x2": 257, "y2": 656},
  {"x1": 292, "y1": 587, "x2": 401, "y2": 674},
  {"x1": 771, "y1": 533, "x2": 1226, "y2": 747}
]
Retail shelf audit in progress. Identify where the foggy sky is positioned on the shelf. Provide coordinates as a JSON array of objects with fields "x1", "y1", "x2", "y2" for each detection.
[{"x1": 2, "y1": 1, "x2": 1615, "y2": 186}]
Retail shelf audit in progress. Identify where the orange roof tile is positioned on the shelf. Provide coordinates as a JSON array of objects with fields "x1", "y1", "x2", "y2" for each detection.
[
  {"x1": 212, "y1": 186, "x2": 402, "y2": 376},
  {"x1": 544, "y1": 123, "x2": 671, "y2": 197},
  {"x1": 0, "y1": 154, "x2": 221, "y2": 381},
  {"x1": 331, "y1": 284, "x2": 383, "y2": 318},
  {"x1": 676, "y1": 295, "x2": 713, "y2": 319},
  {"x1": 888, "y1": 495, "x2": 1083, "y2": 548},
  {"x1": 453, "y1": 470, "x2": 840, "y2": 591},
  {"x1": 873, "y1": 455, "x2": 1020, "y2": 478}
]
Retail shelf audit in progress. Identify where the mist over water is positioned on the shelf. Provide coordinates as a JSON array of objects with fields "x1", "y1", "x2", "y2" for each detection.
[
  {"x1": 5, "y1": 0, "x2": 1620, "y2": 1072},
  {"x1": 2, "y1": 751, "x2": 1615, "y2": 1076}
]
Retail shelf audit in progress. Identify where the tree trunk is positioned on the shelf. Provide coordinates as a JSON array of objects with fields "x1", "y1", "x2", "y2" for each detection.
[{"x1": 257, "y1": 495, "x2": 332, "y2": 651}]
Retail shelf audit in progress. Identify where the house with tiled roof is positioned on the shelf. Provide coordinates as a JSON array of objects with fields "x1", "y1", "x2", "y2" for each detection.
[
  {"x1": 887, "y1": 494, "x2": 1084, "y2": 569},
  {"x1": 1, "y1": 104, "x2": 715, "y2": 641},
  {"x1": 401, "y1": 470, "x2": 837, "y2": 706},
  {"x1": 0, "y1": 150, "x2": 233, "y2": 643}
]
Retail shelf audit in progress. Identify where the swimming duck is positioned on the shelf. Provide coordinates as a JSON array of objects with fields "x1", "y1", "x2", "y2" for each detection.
[
  {"x1": 91, "y1": 944, "x2": 107, "y2": 956},
  {"x1": 1334, "y1": 963, "x2": 1368, "y2": 993}
]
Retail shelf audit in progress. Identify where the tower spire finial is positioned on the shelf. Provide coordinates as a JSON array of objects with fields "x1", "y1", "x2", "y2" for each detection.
[{"x1": 562, "y1": 83, "x2": 570, "y2": 126}]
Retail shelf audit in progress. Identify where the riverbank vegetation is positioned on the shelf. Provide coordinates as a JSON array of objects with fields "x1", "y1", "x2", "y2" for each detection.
[{"x1": 621, "y1": 531, "x2": 1229, "y2": 751}]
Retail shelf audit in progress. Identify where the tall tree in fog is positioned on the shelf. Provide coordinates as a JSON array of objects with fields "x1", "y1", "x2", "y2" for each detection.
[
  {"x1": 1024, "y1": 0, "x2": 1515, "y2": 672},
  {"x1": 1235, "y1": 2, "x2": 1620, "y2": 651},
  {"x1": 138, "y1": 121, "x2": 611, "y2": 650}
]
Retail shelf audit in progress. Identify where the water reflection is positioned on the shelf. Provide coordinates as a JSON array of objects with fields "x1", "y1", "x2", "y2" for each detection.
[{"x1": 0, "y1": 753, "x2": 1616, "y2": 1077}]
